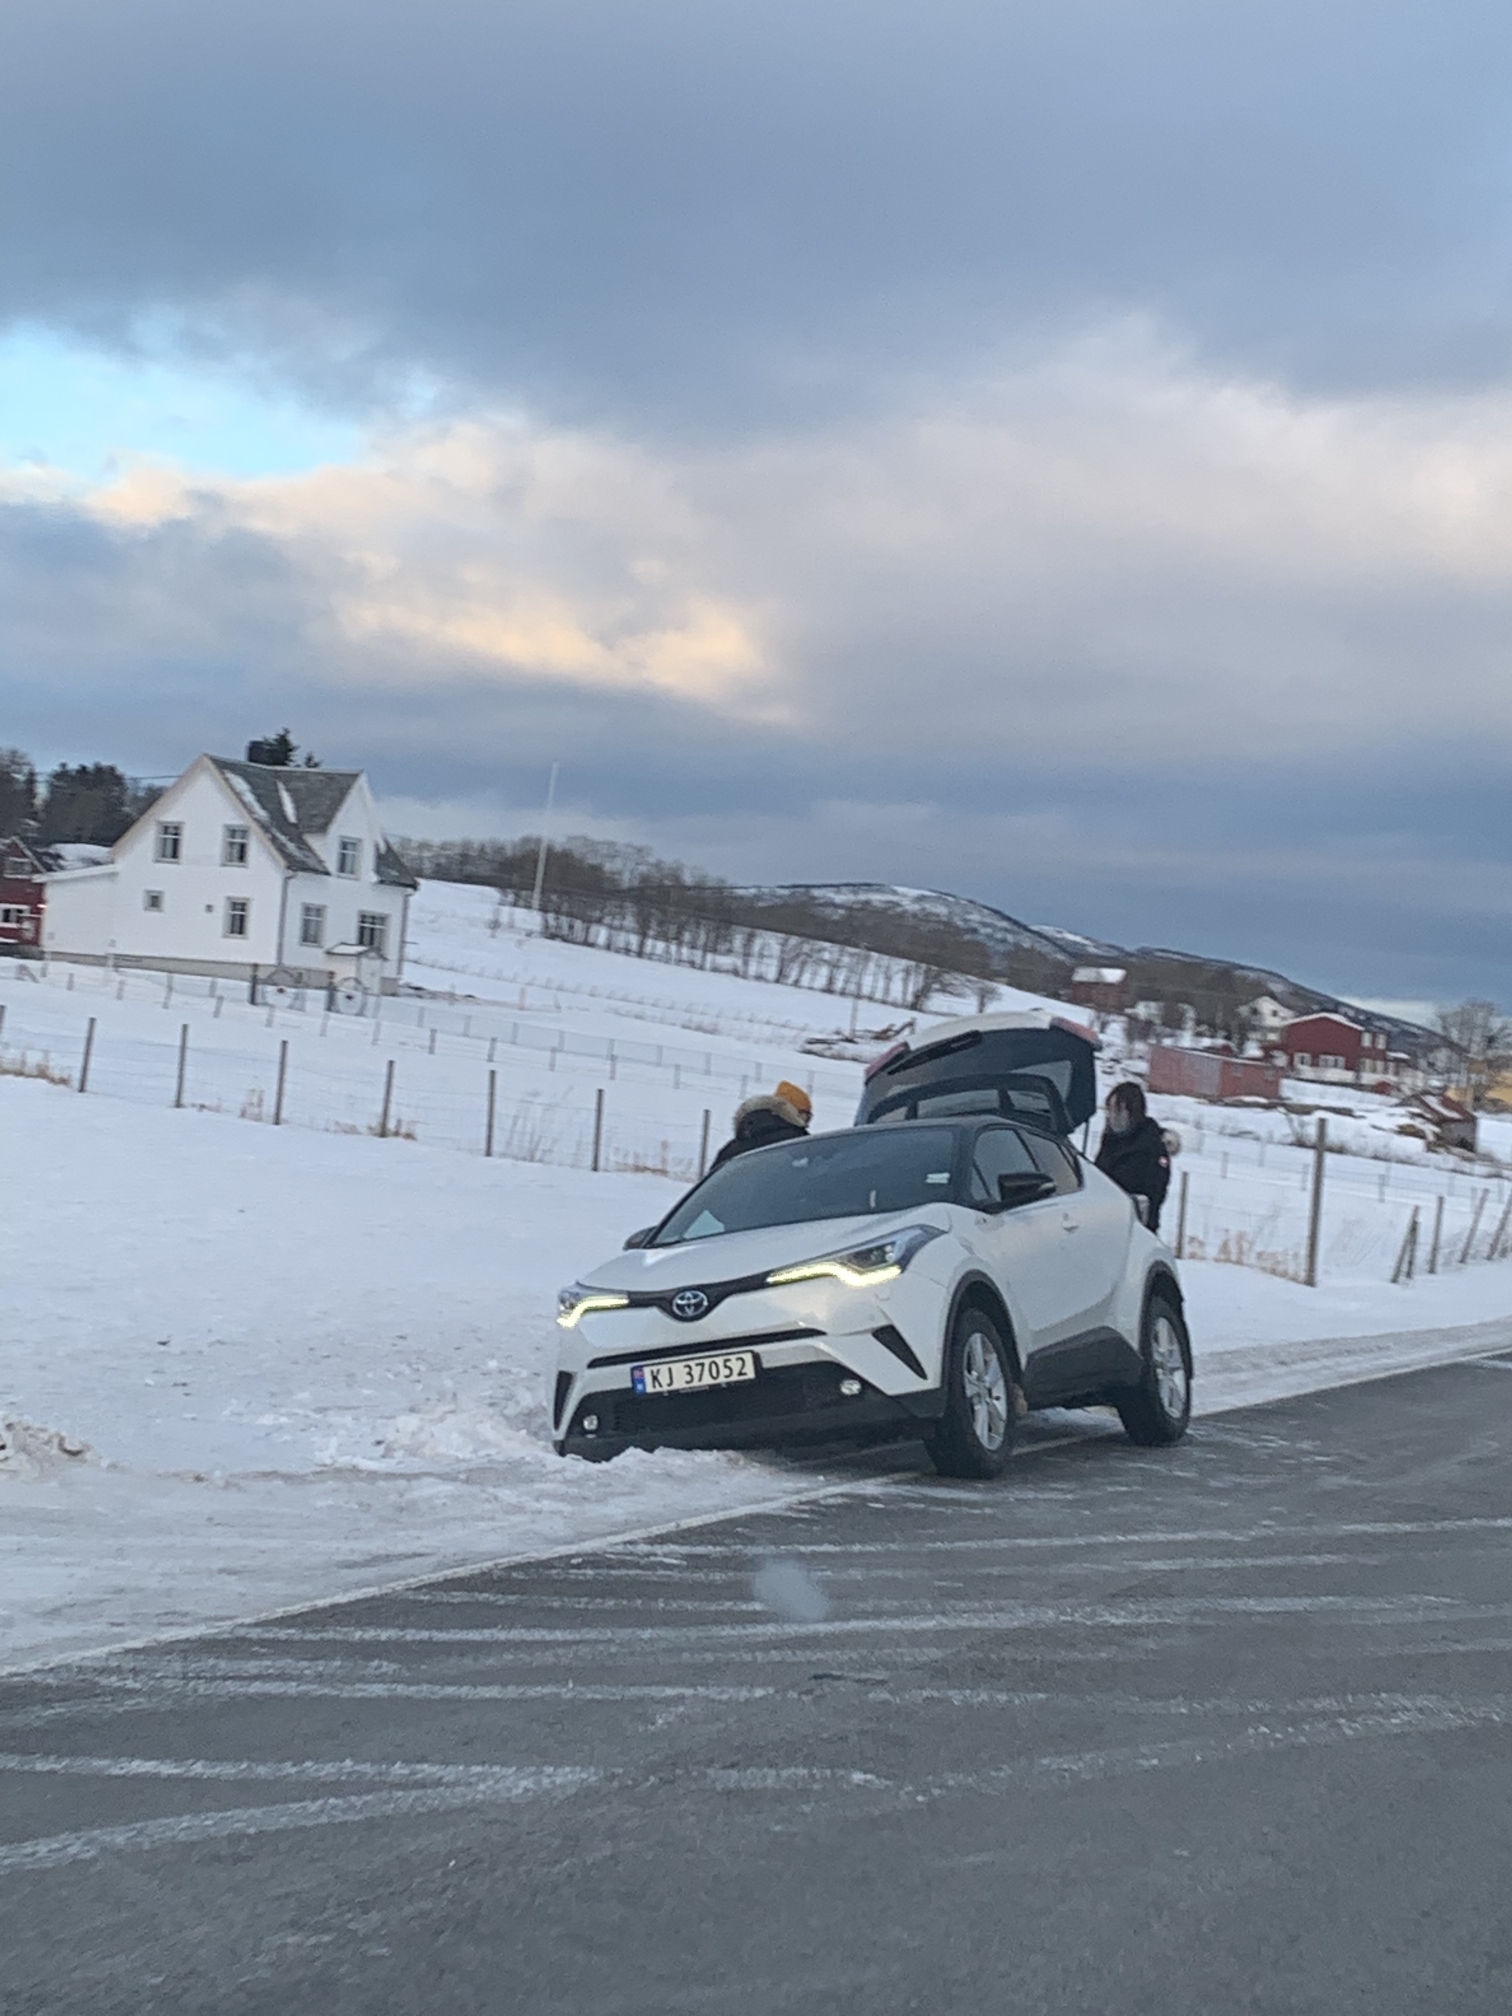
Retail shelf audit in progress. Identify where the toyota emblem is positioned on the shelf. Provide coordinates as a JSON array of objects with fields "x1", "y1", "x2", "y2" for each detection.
[{"x1": 670, "y1": 1288, "x2": 710, "y2": 1321}]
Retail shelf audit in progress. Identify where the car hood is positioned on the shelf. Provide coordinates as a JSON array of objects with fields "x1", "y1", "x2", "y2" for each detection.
[{"x1": 579, "y1": 1207, "x2": 955, "y2": 1293}]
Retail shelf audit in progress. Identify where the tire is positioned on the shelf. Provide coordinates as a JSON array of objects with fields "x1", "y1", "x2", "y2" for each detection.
[
  {"x1": 1116, "y1": 1290, "x2": 1192, "y2": 1446},
  {"x1": 927, "y1": 1308, "x2": 1017, "y2": 1479}
]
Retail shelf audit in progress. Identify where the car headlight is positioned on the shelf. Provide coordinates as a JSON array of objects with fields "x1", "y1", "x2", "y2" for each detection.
[
  {"x1": 556, "y1": 1285, "x2": 631, "y2": 1328},
  {"x1": 766, "y1": 1224, "x2": 945, "y2": 1290}
]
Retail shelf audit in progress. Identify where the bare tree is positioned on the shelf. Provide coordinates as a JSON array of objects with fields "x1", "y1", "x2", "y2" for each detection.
[{"x1": 1434, "y1": 998, "x2": 1512, "y2": 1108}]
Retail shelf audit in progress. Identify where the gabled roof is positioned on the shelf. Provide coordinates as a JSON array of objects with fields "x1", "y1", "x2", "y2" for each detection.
[
  {"x1": 374, "y1": 839, "x2": 419, "y2": 890},
  {"x1": 209, "y1": 759, "x2": 360, "y2": 874},
  {"x1": 201, "y1": 758, "x2": 420, "y2": 888}
]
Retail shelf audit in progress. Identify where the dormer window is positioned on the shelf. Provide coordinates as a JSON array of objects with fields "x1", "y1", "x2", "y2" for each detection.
[
  {"x1": 155, "y1": 822, "x2": 183, "y2": 863},
  {"x1": 222, "y1": 824, "x2": 249, "y2": 866},
  {"x1": 337, "y1": 836, "x2": 361, "y2": 877}
]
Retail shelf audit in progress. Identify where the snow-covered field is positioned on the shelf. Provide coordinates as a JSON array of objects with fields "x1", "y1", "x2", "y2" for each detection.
[{"x1": 3, "y1": 885, "x2": 1509, "y2": 1672}]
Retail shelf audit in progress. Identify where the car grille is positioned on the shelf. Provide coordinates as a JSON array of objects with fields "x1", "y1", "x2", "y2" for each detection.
[{"x1": 594, "y1": 1361, "x2": 858, "y2": 1438}]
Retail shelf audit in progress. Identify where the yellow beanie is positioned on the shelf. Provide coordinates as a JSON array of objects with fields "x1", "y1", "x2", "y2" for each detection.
[{"x1": 775, "y1": 1079, "x2": 813, "y2": 1120}]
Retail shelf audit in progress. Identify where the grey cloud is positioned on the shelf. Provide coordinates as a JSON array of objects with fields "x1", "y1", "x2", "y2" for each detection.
[
  {"x1": 2, "y1": 481, "x2": 1506, "y2": 1003},
  {"x1": 4, "y1": 2, "x2": 1511, "y2": 423}
]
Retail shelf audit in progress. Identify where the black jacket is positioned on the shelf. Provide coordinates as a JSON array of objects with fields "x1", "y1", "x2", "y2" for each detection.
[
  {"x1": 1095, "y1": 1116, "x2": 1172, "y2": 1231},
  {"x1": 710, "y1": 1095, "x2": 809, "y2": 1169}
]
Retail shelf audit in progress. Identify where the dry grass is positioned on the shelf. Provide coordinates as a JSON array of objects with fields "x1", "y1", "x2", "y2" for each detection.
[
  {"x1": 1184, "y1": 1228, "x2": 1303, "y2": 1280},
  {"x1": 0, "y1": 1052, "x2": 72, "y2": 1087}
]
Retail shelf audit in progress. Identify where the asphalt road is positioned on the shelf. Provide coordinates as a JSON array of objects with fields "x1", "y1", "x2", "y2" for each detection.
[{"x1": 5, "y1": 1344, "x2": 1512, "y2": 2016}]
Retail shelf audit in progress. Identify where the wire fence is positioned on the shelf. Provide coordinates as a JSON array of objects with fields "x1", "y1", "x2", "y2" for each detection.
[
  {"x1": 0, "y1": 960, "x2": 861, "y2": 1185},
  {"x1": 4, "y1": 959, "x2": 1510, "y2": 1283}
]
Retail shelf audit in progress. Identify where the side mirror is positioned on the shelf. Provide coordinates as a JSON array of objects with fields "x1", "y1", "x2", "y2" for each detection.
[
  {"x1": 623, "y1": 1225, "x2": 656, "y2": 1250},
  {"x1": 994, "y1": 1170, "x2": 1056, "y2": 1209}
]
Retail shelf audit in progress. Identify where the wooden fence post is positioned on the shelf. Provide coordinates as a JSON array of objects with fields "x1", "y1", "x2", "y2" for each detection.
[
  {"x1": 698, "y1": 1108, "x2": 712, "y2": 1179},
  {"x1": 273, "y1": 1039, "x2": 289, "y2": 1126},
  {"x1": 1304, "y1": 1117, "x2": 1327, "y2": 1287},
  {"x1": 1392, "y1": 1206, "x2": 1420, "y2": 1284},
  {"x1": 592, "y1": 1087, "x2": 604, "y2": 1173},
  {"x1": 1459, "y1": 1189, "x2": 1488, "y2": 1267},
  {"x1": 1174, "y1": 1168, "x2": 1189, "y2": 1259},
  {"x1": 78, "y1": 1016, "x2": 96, "y2": 1093},
  {"x1": 485, "y1": 1070, "x2": 497, "y2": 1158},
  {"x1": 428, "y1": 1027, "x2": 437, "y2": 1056},
  {"x1": 378, "y1": 1059, "x2": 395, "y2": 1139},
  {"x1": 174, "y1": 1023, "x2": 189, "y2": 1108},
  {"x1": 1488, "y1": 1190, "x2": 1512, "y2": 1262},
  {"x1": 1428, "y1": 1194, "x2": 1444, "y2": 1273}
]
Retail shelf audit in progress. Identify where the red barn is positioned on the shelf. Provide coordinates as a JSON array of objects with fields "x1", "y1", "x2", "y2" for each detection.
[{"x1": 0, "y1": 838, "x2": 61, "y2": 951}]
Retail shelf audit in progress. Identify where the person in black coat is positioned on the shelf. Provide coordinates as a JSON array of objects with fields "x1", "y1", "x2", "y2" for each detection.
[
  {"x1": 710, "y1": 1081, "x2": 813, "y2": 1169},
  {"x1": 1095, "y1": 1080, "x2": 1171, "y2": 1233}
]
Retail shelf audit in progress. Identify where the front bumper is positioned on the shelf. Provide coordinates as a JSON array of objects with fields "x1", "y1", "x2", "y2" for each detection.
[
  {"x1": 556, "y1": 1351, "x2": 942, "y2": 1459},
  {"x1": 552, "y1": 1263, "x2": 950, "y2": 1460}
]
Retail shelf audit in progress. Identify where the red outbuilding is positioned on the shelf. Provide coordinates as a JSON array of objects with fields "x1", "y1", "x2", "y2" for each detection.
[{"x1": 0, "y1": 838, "x2": 61, "y2": 951}]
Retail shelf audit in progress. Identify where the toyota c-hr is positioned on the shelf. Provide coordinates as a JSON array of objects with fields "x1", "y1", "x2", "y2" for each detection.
[{"x1": 553, "y1": 1028, "x2": 1190, "y2": 1477}]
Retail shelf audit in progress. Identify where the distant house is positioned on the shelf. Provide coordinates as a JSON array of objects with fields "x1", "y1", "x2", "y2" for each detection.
[
  {"x1": 1240, "y1": 994, "x2": 1291, "y2": 1038},
  {"x1": 40, "y1": 752, "x2": 418, "y2": 990},
  {"x1": 1407, "y1": 1091, "x2": 1477, "y2": 1152},
  {"x1": 1068, "y1": 966, "x2": 1128, "y2": 1013},
  {"x1": 1278, "y1": 1012, "x2": 1396, "y2": 1086}
]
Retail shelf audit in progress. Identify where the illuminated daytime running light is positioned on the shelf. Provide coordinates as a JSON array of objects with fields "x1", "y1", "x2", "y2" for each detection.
[
  {"x1": 556, "y1": 1287, "x2": 630, "y2": 1328},
  {"x1": 766, "y1": 1224, "x2": 943, "y2": 1292}
]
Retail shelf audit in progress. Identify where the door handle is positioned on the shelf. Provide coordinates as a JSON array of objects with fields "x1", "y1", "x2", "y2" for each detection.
[{"x1": 1061, "y1": 1214, "x2": 1080, "y2": 1233}]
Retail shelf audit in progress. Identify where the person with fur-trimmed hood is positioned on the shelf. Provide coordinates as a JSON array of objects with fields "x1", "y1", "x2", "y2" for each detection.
[{"x1": 711, "y1": 1081, "x2": 813, "y2": 1168}]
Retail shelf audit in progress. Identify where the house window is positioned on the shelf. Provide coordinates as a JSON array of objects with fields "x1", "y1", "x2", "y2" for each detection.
[
  {"x1": 0, "y1": 905, "x2": 23, "y2": 925},
  {"x1": 337, "y1": 836, "x2": 361, "y2": 877},
  {"x1": 155, "y1": 822, "x2": 183, "y2": 863},
  {"x1": 1319, "y1": 1053, "x2": 1345, "y2": 1070},
  {"x1": 356, "y1": 910, "x2": 388, "y2": 956},
  {"x1": 225, "y1": 896, "x2": 250, "y2": 939},
  {"x1": 143, "y1": 889, "x2": 164, "y2": 912},
  {"x1": 1293, "y1": 1052, "x2": 1310, "y2": 1067},
  {"x1": 299, "y1": 903, "x2": 326, "y2": 947},
  {"x1": 222, "y1": 824, "x2": 249, "y2": 866}
]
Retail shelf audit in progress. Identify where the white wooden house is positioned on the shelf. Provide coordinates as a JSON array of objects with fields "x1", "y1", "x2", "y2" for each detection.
[{"x1": 41, "y1": 754, "x2": 418, "y2": 990}]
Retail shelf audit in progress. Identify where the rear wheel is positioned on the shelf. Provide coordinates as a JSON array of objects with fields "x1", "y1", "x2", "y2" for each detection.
[
  {"x1": 927, "y1": 1308, "x2": 1016, "y2": 1479},
  {"x1": 1116, "y1": 1290, "x2": 1191, "y2": 1445}
]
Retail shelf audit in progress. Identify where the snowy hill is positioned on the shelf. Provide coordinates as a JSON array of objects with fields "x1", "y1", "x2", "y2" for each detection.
[{"x1": 730, "y1": 880, "x2": 1076, "y2": 969}]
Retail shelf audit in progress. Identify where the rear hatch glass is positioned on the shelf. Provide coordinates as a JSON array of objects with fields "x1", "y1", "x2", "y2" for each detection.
[{"x1": 855, "y1": 1024, "x2": 1097, "y2": 1135}]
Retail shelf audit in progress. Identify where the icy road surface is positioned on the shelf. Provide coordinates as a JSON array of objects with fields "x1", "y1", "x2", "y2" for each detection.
[{"x1": 3, "y1": 1356, "x2": 1511, "y2": 2014}]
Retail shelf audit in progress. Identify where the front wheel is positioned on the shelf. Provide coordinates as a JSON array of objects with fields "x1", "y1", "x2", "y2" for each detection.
[
  {"x1": 927, "y1": 1309, "x2": 1016, "y2": 1479},
  {"x1": 1116, "y1": 1291, "x2": 1192, "y2": 1445}
]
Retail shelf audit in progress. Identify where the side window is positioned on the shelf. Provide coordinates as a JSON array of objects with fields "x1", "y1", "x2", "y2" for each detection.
[
  {"x1": 968, "y1": 1127, "x2": 1037, "y2": 1204},
  {"x1": 1023, "y1": 1131, "x2": 1082, "y2": 1195}
]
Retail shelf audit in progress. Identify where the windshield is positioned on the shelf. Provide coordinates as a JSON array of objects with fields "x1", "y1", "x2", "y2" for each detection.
[{"x1": 654, "y1": 1128, "x2": 959, "y2": 1243}]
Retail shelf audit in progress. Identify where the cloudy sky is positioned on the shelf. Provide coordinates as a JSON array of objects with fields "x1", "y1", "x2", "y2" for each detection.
[{"x1": 2, "y1": 1, "x2": 1509, "y2": 1004}]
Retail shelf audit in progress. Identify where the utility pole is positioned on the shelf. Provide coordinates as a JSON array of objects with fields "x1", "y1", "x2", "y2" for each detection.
[{"x1": 530, "y1": 761, "x2": 560, "y2": 913}]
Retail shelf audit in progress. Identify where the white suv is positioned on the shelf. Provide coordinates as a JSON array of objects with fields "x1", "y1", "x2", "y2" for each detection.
[{"x1": 552, "y1": 1109, "x2": 1190, "y2": 1476}]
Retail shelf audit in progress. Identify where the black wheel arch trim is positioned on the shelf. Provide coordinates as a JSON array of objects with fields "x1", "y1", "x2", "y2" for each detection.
[
  {"x1": 945, "y1": 1272, "x2": 1023, "y2": 1385},
  {"x1": 1141, "y1": 1265, "x2": 1192, "y2": 1372}
]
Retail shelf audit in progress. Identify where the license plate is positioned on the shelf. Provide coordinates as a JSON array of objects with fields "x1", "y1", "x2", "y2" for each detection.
[{"x1": 631, "y1": 1351, "x2": 757, "y2": 1395}]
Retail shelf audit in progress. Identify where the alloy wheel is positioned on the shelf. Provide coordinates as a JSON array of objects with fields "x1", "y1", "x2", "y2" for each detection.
[
  {"x1": 1150, "y1": 1312, "x2": 1189, "y2": 1419},
  {"x1": 962, "y1": 1330, "x2": 1009, "y2": 1451}
]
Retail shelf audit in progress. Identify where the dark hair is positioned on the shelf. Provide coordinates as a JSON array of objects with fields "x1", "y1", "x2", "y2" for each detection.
[{"x1": 1107, "y1": 1079, "x2": 1147, "y2": 1123}]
